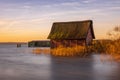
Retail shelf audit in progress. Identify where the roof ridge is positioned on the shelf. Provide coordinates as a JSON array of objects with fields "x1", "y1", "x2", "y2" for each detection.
[{"x1": 53, "y1": 20, "x2": 92, "y2": 24}]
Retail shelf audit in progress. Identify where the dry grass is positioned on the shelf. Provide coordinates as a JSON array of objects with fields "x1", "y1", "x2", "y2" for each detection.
[
  {"x1": 91, "y1": 39, "x2": 120, "y2": 61},
  {"x1": 32, "y1": 39, "x2": 120, "y2": 61},
  {"x1": 112, "y1": 54, "x2": 120, "y2": 62},
  {"x1": 32, "y1": 46, "x2": 87, "y2": 57},
  {"x1": 32, "y1": 48, "x2": 50, "y2": 54},
  {"x1": 51, "y1": 46, "x2": 88, "y2": 57}
]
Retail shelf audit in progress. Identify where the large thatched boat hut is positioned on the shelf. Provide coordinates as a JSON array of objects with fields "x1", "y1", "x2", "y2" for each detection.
[{"x1": 47, "y1": 20, "x2": 95, "y2": 48}]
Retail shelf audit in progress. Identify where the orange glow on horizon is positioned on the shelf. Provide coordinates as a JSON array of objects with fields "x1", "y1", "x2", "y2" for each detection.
[
  {"x1": 0, "y1": 33, "x2": 108, "y2": 42},
  {"x1": 0, "y1": 19, "x2": 117, "y2": 42},
  {"x1": 0, "y1": 33, "x2": 49, "y2": 42}
]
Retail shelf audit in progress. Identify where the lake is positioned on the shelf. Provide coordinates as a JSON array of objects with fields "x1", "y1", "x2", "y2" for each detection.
[{"x1": 0, "y1": 44, "x2": 120, "y2": 80}]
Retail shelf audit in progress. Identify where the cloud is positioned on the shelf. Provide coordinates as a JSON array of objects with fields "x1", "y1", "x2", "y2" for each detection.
[
  {"x1": 42, "y1": 1, "x2": 81, "y2": 9},
  {"x1": 22, "y1": 5, "x2": 32, "y2": 9},
  {"x1": 60, "y1": 2, "x2": 80, "y2": 6},
  {"x1": 82, "y1": 0, "x2": 96, "y2": 3},
  {"x1": 0, "y1": 19, "x2": 18, "y2": 31},
  {"x1": 108, "y1": 6, "x2": 120, "y2": 10}
]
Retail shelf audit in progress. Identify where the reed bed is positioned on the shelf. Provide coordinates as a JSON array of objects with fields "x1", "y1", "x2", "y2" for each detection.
[
  {"x1": 91, "y1": 39, "x2": 120, "y2": 54},
  {"x1": 32, "y1": 48, "x2": 50, "y2": 54},
  {"x1": 90, "y1": 39, "x2": 120, "y2": 61},
  {"x1": 51, "y1": 46, "x2": 88, "y2": 57},
  {"x1": 32, "y1": 39, "x2": 120, "y2": 60}
]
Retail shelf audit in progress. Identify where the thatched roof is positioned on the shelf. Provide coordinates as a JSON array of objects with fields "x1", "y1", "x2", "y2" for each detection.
[{"x1": 47, "y1": 20, "x2": 95, "y2": 39}]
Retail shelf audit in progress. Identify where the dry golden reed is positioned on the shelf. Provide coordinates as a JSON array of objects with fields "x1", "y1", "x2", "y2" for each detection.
[
  {"x1": 32, "y1": 48, "x2": 50, "y2": 54},
  {"x1": 51, "y1": 45, "x2": 87, "y2": 56}
]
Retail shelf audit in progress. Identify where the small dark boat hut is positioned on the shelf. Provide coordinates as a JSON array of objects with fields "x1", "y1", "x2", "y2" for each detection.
[
  {"x1": 47, "y1": 20, "x2": 95, "y2": 48},
  {"x1": 28, "y1": 40, "x2": 50, "y2": 47}
]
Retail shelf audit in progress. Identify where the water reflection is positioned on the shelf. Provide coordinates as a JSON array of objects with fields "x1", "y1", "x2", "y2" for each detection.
[
  {"x1": 0, "y1": 47, "x2": 52, "y2": 80},
  {"x1": 32, "y1": 48, "x2": 50, "y2": 54},
  {"x1": 92, "y1": 54, "x2": 120, "y2": 80},
  {"x1": 0, "y1": 45, "x2": 120, "y2": 80}
]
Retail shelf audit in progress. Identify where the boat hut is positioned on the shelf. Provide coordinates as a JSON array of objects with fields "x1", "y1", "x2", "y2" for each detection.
[
  {"x1": 28, "y1": 40, "x2": 50, "y2": 47},
  {"x1": 47, "y1": 20, "x2": 95, "y2": 48}
]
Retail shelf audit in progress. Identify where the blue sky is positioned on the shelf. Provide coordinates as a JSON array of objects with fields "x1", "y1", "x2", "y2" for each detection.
[{"x1": 0, "y1": 0, "x2": 120, "y2": 42}]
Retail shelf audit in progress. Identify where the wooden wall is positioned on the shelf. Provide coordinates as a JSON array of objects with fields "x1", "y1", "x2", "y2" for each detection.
[
  {"x1": 50, "y1": 40, "x2": 86, "y2": 48},
  {"x1": 86, "y1": 28, "x2": 93, "y2": 45},
  {"x1": 50, "y1": 27, "x2": 94, "y2": 48}
]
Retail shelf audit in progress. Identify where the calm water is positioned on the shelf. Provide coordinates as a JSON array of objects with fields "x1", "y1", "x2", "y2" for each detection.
[{"x1": 0, "y1": 44, "x2": 120, "y2": 80}]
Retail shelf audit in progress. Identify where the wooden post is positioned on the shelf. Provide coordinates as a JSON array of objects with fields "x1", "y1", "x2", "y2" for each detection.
[
  {"x1": 76, "y1": 40, "x2": 78, "y2": 48},
  {"x1": 69, "y1": 40, "x2": 71, "y2": 47}
]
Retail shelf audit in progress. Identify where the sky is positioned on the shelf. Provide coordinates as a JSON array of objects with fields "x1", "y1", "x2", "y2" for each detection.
[{"x1": 0, "y1": 0, "x2": 120, "y2": 42}]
